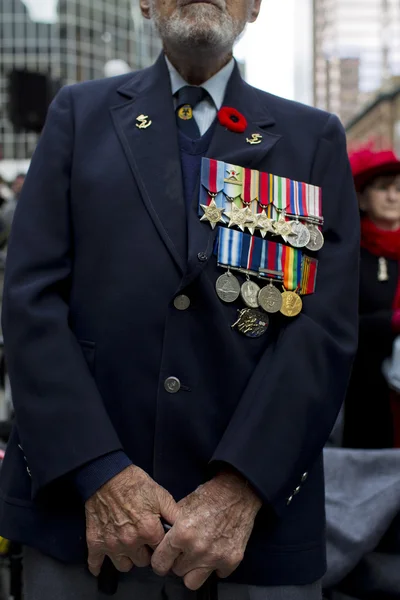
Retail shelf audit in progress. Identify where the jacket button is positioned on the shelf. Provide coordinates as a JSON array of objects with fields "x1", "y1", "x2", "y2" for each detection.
[
  {"x1": 164, "y1": 377, "x2": 181, "y2": 394},
  {"x1": 294, "y1": 486, "x2": 301, "y2": 495},
  {"x1": 197, "y1": 252, "x2": 208, "y2": 262},
  {"x1": 174, "y1": 295, "x2": 190, "y2": 310},
  {"x1": 301, "y1": 472, "x2": 308, "y2": 483},
  {"x1": 287, "y1": 495, "x2": 293, "y2": 505}
]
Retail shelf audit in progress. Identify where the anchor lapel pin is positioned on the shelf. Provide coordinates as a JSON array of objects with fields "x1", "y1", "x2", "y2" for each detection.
[
  {"x1": 136, "y1": 114, "x2": 152, "y2": 129},
  {"x1": 246, "y1": 133, "x2": 263, "y2": 145}
]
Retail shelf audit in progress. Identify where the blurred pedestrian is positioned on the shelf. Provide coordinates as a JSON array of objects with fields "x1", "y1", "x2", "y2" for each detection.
[
  {"x1": 1, "y1": 174, "x2": 25, "y2": 231},
  {"x1": 10, "y1": 174, "x2": 25, "y2": 201},
  {"x1": 344, "y1": 147, "x2": 400, "y2": 449}
]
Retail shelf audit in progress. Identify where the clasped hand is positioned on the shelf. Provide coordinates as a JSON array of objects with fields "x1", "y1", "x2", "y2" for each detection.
[{"x1": 85, "y1": 466, "x2": 261, "y2": 590}]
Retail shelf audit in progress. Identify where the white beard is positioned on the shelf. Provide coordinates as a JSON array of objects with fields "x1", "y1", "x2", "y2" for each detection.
[{"x1": 149, "y1": 1, "x2": 250, "y2": 57}]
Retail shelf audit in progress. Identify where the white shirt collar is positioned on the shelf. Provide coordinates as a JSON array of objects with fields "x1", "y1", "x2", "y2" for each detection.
[{"x1": 165, "y1": 55, "x2": 235, "y2": 110}]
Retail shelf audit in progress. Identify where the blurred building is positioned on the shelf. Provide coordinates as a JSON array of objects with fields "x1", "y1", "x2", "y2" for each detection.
[
  {"x1": 313, "y1": 0, "x2": 400, "y2": 125},
  {"x1": 0, "y1": 0, "x2": 160, "y2": 161},
  {"x1": 294, "y1": 0, "x2": 313, "y2": 106},
  {"x1": 346, "y1": 76, "x2": 400, "y2": 155}
]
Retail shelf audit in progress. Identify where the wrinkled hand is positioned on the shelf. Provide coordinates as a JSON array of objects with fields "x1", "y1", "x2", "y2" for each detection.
[
  {"x1": 151, "y1": 470, "x2": 262, "y2": 590},
  {"x1": 85, "y1": 465, "x2": 178, "y2": 576}
]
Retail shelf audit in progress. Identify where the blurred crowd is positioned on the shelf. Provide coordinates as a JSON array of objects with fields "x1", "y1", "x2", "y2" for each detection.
[
  {"x1": 0, "y1": 173, "x2": 25, "y2": 257},
  {"x1": 324, "y1": 145, "x2": 400, "y2": 600}
]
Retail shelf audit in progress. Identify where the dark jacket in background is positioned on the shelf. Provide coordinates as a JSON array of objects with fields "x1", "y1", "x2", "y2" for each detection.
[{"x1": 344, "y1": 247, "x2": 398, "y2": 449}]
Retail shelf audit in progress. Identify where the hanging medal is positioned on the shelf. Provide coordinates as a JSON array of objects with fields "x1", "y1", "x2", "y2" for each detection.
[
  {"x1": 256, "y1": 172, "x2": 275, "y2": 237},
  {"x1": 216, "y1": 227, "x2": 242, "y2": 303},
  {"x1": 232, "y1": 308, "x2": 269, "y2": 338},
  {"x1": 286, "y1": 179, "x2": 324, "y2": 249},
  {"x1": 199, "y1": 158, "x2": 227, "y2": 226},
  {"x1": 277, "y1": 178, "x2": 307, "y2": 246},
  {"x1": 280, "y1": 287, "x2": 303, "y2": 318},
  {"x1": 289, "y1": 220, "x2": 311, "y2": 248},
  {"x1": 306, "y1": 223, "x2": 324, "y2": 251},
  {"x1": 241, "y1": 276, "x2": 261, "y2": 308},
  {"x1": 215, "y1": 269, "x2": 241, "y2": 303},
  {"x1": 240, "y1": 234, "x2": 263, "y2": 308},
  {"x1": 242, "y1": 168, "x2": 259, "y2": 235},
  {"x1": 258, "y1": 281, "x2": 283, "y2": 313}
]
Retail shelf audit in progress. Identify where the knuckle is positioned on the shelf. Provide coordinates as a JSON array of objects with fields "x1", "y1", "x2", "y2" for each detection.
[
  {"x1": 191, "y1": 539, "x2": 207, "y2": 555},
  {"x1": 175, "y1": 525, "x2": 192, "y2": 545},
  {"x1": 104, "y1": 538, "x2": 119, "y2": 554},
  {"x1": 132, "y1": 547, "x2": 151, "y2": 568},
  {"x1": 140, "y1": 522, "x2": 162, "y2": 545},
  {"x1": 116, "y1": 557, "x2": 133, "y2": 573},
  {"x1": 86, "y1": 534, "x2": 102, "y2": 550},
  {"x1": 225, "y1": 551, "x2": 244, "y2": 569},
  {"x1": 119, "y1": 532, "x2": 136, "y2": 548}
]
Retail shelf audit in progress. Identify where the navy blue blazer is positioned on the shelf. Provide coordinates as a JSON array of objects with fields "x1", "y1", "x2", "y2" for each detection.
[{"x1": 0, "y1": 54, "x2": 359, "y2": 586}]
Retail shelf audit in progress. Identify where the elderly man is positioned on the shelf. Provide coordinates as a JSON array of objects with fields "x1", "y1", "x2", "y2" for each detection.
[{"x1": 0, "y1": 0, "x2": 359, "y2": 599}]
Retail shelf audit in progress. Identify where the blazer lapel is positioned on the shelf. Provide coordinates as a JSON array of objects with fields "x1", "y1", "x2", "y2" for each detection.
[
  {"x1": 110, "y1": 55, "x2": 187, "y2": 273},
  {"x1": 184, "y1": 65, "x2": 282, "y2": 288}
]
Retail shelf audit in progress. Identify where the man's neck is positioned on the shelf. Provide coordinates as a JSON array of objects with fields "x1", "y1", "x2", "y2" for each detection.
[{"x1": 164, "y1": 49, "x2": 232, "y2": 85}]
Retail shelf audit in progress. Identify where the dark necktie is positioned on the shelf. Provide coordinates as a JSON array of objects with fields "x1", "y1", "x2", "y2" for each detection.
[{"x1": 175, "y1": 85, "x2": 209, "y2": 139}]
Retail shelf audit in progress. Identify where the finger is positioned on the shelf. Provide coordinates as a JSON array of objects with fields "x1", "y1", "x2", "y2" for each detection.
[
  {"x1": 151, "y1": 532, "x2": 181, "y2": 576},
  {"x1": 109, "y1": 555, "x2": 134, "y2": 573},
  {"x1": 87, "y1": 548, "x2": 105, "y2": 577},
  {"x1": 172, "y1": 551, "x2": 202, "y2": 578},
  {"x1": 158, "y1": 490, "x2": 179, "y2": 527},
  {"x1": 215, "y1": 552, "x2": 244, "y2": 579},
  {"x1": 139, "y1": 517, "x2": 165, "y2": 550},
  {"x1": 184, "y1": 568, "x2": 213, "y2": 591},
  {"x1": 128, "y1": 545, "x2": 152, "y2": 568}
]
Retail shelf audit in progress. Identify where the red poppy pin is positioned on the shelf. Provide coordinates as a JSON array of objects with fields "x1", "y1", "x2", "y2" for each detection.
[{"x1": 217, "y1": 107, "x2": 247, "y2": 134}]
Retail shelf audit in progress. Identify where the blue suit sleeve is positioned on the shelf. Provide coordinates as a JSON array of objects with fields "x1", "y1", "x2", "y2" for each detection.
[
  {"x1": 210, "y1": 114, "x2": 360, "y2": 516},
  {"x1": 2, "y1": 87, "x2": 123, "y2": 498},
  {"x1": 74, "y1": 451, "x2": 133, "y2": 502}
]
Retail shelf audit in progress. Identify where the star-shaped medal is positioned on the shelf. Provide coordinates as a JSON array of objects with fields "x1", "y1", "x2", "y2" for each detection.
[
  {"x1": 255, "y1": 210, "x2": 275, "y2": 238},
  {"x1": 225, "y1": 204, "x2": 252, "y2": 232},
  {"x1": 245, "y1": 213, "x2": 258, "y2": 235},
  {"x1": 200, "y1": 199, "x2": 225, "y2": 229},
  {"x1": 272, "y1": 213, "x2": 294, "y2": 237}
]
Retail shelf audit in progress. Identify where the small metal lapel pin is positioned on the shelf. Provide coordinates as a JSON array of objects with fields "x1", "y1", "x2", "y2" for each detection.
[
  {"x1": 246, "y1": 133, "x2": 263, "y2": 145},
  {"x1": 136, "y1": 114, "x2": 152, "y2": 129}
]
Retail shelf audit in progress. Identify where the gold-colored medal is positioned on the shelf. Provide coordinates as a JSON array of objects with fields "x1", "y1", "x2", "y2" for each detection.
[{"x1": 280, "y1": 290, "x2": 303, "y2": 318}]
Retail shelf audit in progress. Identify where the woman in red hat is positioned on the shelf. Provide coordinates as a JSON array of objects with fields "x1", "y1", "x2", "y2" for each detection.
[{"x1": 343, "y1": 147, "x2": 400, "y2": 448}]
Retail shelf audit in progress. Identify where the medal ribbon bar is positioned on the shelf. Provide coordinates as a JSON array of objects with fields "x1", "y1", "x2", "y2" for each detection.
[
  {"x1": 217, "y1": 227, "x2": 316, "y2": 293},
  {"x1": 200, "y1": 158, "x2": 323, "y2": 222}
]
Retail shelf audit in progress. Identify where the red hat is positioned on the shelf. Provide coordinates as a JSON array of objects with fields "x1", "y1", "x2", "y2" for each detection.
[{"x1": 349, "y1": 146, "x2": 400, "y2": 192}]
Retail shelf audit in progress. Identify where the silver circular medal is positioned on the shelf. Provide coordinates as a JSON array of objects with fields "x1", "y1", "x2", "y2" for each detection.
[
  {"x1": 216, "y1": 272, "x2": 241, "y2": 303},
  {"x1": 258, "y1": 284, "x2": 283, "y2": 313},
  {"x1": 288, "y1": 221, "x2": 311, "y2": 248},
  {"x1": 306, "y1": 225, "x2": 324, "y2": 252},
  {"x1": 241, "y1": 280, "x2": 261, "y2": 308}
]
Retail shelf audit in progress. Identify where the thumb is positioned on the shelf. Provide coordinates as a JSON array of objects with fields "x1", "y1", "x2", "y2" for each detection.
[{"x1": 158, "y1": 490, "x2": 179, "y2": 526}]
